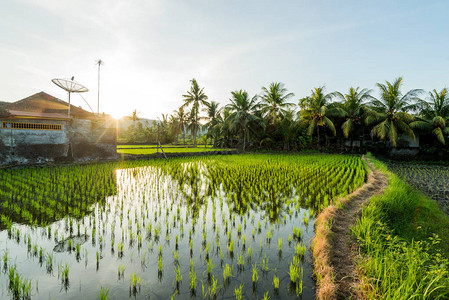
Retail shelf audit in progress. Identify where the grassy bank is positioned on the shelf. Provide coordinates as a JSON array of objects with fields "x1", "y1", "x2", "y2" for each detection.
[{"x1": 352, "y1": 154, "x2": 449, "y2": 299}]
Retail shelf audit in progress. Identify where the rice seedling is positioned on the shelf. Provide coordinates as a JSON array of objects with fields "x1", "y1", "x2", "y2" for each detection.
[
  {"x1": 252, "y1": 263, "x2": 259, "y2": 284},
  {"x1": 157, "y1": 255, "x2": 163, "y2": 274},
  {"x1": 95, "y1": 285, "x2": 110, "y2": 300},
  {"x1": 118, "y1": 264, "x2": 125, "y2": 278},
  {"x1": 234, "y1": 283, "x2": 244, "y2": 300},
  {"x1": 189, "y1": 268, "x2": 197, "y2": 292},
  {"x1": 223, "y1": 263, "x2": 231, "y2": 283},
  {"x1": 273, "y1": 274, "x2": 279, "y2": 290},
  {"x1": 262, "y1": 291, "x2": 270, "y2": 300},
  {"x1": 207, "y1": 258, "x2": 214, "y2": 275}
]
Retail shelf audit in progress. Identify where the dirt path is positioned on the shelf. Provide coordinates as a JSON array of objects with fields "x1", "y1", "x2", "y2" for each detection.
[{"x1": 313, "y1": 157, "x2": 388, "y2": 299}]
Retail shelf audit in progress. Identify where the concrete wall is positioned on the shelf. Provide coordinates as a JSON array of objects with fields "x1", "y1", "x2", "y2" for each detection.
[{"x1": 0, "y1": 117, "x2": 117, "y2": 166}]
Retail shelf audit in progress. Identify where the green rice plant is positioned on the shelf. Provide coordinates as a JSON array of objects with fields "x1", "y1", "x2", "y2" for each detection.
[
  {"x1": 289, "y1": 262, "x2": 300, "y2": 284},
  {"x1": 157, "y1": 255, "x2": 163, "y2": 274},
  {"x1": 117, "y1": 242, "x2": 124, "y2": 257},
  {"x1": 262, "y1": 291, "x2": 270, "y2": 300},
  {"x1": 174, "y1": 265, "x2": 182, "y2": 286},
  {"x1": 237, "y1": 253, "x2": 244, "y2": 270},
  {"x1": 295, "y1": 243, "x2": 306, "y2": 257},
  {"x1": 207, "y1": 258, "x2": 214, "y2": 275},
  {"x1": 234, "y1": 283, "x2": 243, "y2": 300},
  {"x1": 223, "y1": 263, "x2": 231, "y2": 282},
  {"x1": 61, "y1": 263, "x2": 69, "y2": 284},
  {"x1": 278, "y1": 238, "x2": 282, "y2": 252},
  {"x1": 228, "y1": 239, "x2": 234, "y2": 255},
  {"x1": 189, "y1": 268, "x2": 196, "y2": 292},
  {"x1": 173, "y1": 250, "x2": 179, "y2": 263},
  {"x1": 118, "y1": 264, "x2": 125, "y2": 278},
  {"x1": 246, "y1": 246, "x2": 252, "y2": 263},
  {"x1": 97, "y1": 286, "x2": 110, "y2": 300},
  {"x1": 210, "y1": 275, "x2": 218, "y2": 297},
  {"x1": 252, "y1": 263, "x2": 259, "y2": 284},
  {"x1": 273, "y1": 274, "x2": 279, "y2": 290},
  {"x1": 261, "y1": 255, "x2": 269, "y2": 272}
]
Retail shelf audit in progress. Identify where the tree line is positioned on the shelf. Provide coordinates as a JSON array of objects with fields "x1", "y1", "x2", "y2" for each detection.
[{"x1": 125, "y1": 77, "x2": 449, "y2": 154}]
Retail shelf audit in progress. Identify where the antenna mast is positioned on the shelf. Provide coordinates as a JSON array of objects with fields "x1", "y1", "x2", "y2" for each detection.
[{"x1": 96, "y1": 59, "x2": 104, "y2": 114}]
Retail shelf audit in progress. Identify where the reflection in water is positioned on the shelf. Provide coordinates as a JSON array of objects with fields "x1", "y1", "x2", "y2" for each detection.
[{"x1": 0, "y1": 155, "x2": 365, "y2": 299}]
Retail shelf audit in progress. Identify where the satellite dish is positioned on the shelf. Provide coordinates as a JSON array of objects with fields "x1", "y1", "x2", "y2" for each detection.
[{"x1": 52, "y1": 78, "x2": 89, "y2": 117}]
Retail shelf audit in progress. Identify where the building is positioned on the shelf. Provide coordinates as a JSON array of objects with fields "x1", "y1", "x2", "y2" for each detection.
[{"x1": 0, "y1": 92, "x2": 117, "y2": 165}]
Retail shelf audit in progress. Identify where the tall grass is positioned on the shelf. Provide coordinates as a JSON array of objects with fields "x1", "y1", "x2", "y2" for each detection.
[{"x1": 352, "y1": 155, "x2": 449, "y2": 299}]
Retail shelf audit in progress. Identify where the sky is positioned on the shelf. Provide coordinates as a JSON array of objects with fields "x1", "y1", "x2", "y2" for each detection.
[{"x1": 1, "y1": 0, "x2": 448, "y2": 119}]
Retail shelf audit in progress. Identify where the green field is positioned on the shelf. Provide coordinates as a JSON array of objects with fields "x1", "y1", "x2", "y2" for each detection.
[
  {"x1": 117, "y1": 144, "x2": 214, "y2": 149},
  {"x1": 117, "y1": 147, "x2": 231, "y2": 155}
]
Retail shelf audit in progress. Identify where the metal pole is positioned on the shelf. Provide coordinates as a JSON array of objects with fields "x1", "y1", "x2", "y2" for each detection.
[
  {"x1": 68, "y1": 92, "x2": 71, "y2": 118},
  {"x1": 97, "y1": 62, "x2": 100, "y2": 114}
]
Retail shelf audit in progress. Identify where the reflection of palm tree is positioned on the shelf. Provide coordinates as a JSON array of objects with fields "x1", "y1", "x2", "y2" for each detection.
[
  {"x1": 259, "y1": 82, "x2": 295, "y2": 126},
  {"x1": 226, "y1": 90, "x2": 259, "y2": 152},
  {"x1": 411, "y1": 88, "x2": 449, "y2": 144},
  {"x1": 332, "y1": 87, "x2": 374, "y2": 150},
  {"x1": 182, "y1": 79, "x2": 209, "y2": 147},
  {"x1": 367, "y1": 77, "x2": 421, "y2": 147},
  {"x1": 299, "y1": 87, "x2": 337, "y2": 149}
]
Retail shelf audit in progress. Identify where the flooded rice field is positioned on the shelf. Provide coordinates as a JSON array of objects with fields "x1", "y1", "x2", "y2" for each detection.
[{"x1": 0, "y1": 154, "x2": 366, "y2": 299}]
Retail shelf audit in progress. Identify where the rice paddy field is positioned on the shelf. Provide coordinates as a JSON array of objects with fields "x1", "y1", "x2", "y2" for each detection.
[
  {"x1": 388, "y1": 163, "x2": 449, "y2": 215},
  {"x1": 117, "y1": 147, "x2": 231, "y2": 155},
  {"x1": 0, "y1": 154, "x2": 366, "y2": 299}
]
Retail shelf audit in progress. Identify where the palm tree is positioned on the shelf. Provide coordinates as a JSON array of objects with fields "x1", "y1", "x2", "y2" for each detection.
[
  {"x1": 259, "y1": 82, "x2": 295, "y2": 126},
  {"x1": 130, "y1": 109, "x2": 140, "y2": 128},
  {"x1": 226, "y1": 90, "x2": 259, "y2": 152},
  {"x1": 299, "y1": 87, "x2": 338, "y2": 149},
  {"x1": 182, "y1": 78, "x2": 209, "y2": 146},
  {"x1": 411, "y1": 88, "x2": 449, "y2": 144},
  {"x1": 332, "y1": 87, "x2": 374, "y2": 150},
  {"x1": 203, "y1": 101, "x2": 222, "y2": 147},
  {"x1": 173, "y1": 106, "x2": 189, "y2": 145},
  {"x1": 367, "y1": 77, "x2": 422, "y2": 147}
]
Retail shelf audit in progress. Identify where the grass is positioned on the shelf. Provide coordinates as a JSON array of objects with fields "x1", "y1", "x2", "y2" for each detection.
[
  {"x1": 352, "y1": 154, "x2": 449, "y2": 299},
  {"x1": 117, "y1": 147, "x2": 231, "y2": 155},
  {"x1": 117, "y1": 144, "x2": 215, "y2": 149}
]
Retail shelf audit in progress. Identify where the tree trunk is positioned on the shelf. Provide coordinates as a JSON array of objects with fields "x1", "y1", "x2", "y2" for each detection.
[
  {"x1": 350, "y1": 131, "x2": 354, "y2": 153},
  {"x1": 242, "y1": 128, "x2": 246, "y2": 152},
  {"x1": 193, "y1": 123, "x2": 197, "y2": 147},
  {"x1": 317, "y1": 126, "x2": 320, "y2": 150},
  {"x1": 183, "y1": 128, "x2": 186, "y2": 146}
]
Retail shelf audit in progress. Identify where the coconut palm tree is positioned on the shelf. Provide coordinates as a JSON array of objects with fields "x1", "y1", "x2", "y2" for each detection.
[
  {"x1": 259, "y1": 82, "x2": 295, "y2": 126},
  {"x1": 173, "y1": 106, "x2": 189, "y2": 145},
  {"x1": 299, "y1": 87, "x2": 338, "y2": 149},
  {"x1": 411, "y1": 88, "x2": 449, "y2": 144},
  {"x1": 130, "y1": 110, "x2": 140, "y2": 128},
  {"x1": 182, "y1": 78, "x2": 209, "y2": 146},
  {"x1": 332, "y1": 87, "x2": 374, "y2": 150},
  {"x1": 202, "y1": 101, "x2": 222, "y2": 147},
  {"x1": 226, "y1": 90, "x2": 260, "y2": 152},
  {"x1": 367, "y1": 77, "x2": 422, "y2": 147}
]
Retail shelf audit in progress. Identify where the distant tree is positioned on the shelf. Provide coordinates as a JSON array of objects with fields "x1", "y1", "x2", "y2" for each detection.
[
  {"x1": 203, "y1": 101, "x2": 222, "y2": 147},
  {"x1": 299, "y1": 87, "x2": 338, "y2": 149},
  {"x1": 226, "y1": 90, "x2": 260, "y2": 152},
  {"x1": 367, "y1": 77, "x2": 421, "y2": 147},
  {"x1": 182, "y1": 79, "x2": 209, "y2": 146},
  {"x1": 173, "y1": 106, "x2": 189, "y2": 145},
  {"x1": 411, "y1": 88, "x2": 449, "y2": 144},
  {"x1": 332, "y1": 87, "x2": 374, "y2": 150},
  {"x1": 259, "y1": 82, "x2": 295, "y2": 126}
]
